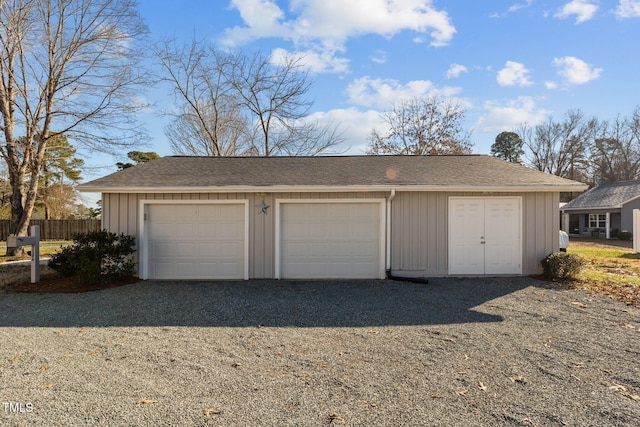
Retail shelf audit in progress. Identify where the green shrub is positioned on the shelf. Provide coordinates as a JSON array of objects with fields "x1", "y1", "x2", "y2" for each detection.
[
  {"x1": 617, "y1": 231, "x2": 633, "y2": 241},
  {"x1": 540, "y1": 252, "x2": 585, "y2": 280},
  {"x1": 49, "y1": 230, "x2": 136, "y2": 284}
]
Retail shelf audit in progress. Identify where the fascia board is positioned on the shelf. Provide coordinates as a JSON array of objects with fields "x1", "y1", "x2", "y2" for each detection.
[
  {"x1": 78, "y1": 184, "x2": 589, "y2": 194},
  {"x1": 562, "y1": 205, "x2": 622, "y2": 212}
]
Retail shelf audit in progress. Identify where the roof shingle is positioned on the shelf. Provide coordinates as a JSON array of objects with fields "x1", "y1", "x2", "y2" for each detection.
[
  {"x1": 78, "y1": 155, "x2": 587, "y2": 192},
  {"x1": 562, "y1": 180, "x2": 640, "y2": 209}
]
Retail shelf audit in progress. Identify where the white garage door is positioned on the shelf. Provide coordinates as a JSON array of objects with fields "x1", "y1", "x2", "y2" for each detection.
[
  {"x1": 278, "y1": 201, "x2": 384, "y2": 279},
  {"x1": 449, "y1": 197, "x2": 522, "y2": 275},
  {"x1": 145, "y1": 203, "x2": 247, "y2": 280}
]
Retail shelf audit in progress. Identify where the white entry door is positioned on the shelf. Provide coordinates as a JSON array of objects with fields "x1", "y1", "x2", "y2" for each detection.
[{"x1": 449, "y1": 197, "x2": 521, "y2": 275}]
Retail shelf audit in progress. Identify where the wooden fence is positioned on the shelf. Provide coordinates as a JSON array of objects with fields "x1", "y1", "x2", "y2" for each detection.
[{"x1": 0, "y1": 219, "x2": 101, "y2": 241}]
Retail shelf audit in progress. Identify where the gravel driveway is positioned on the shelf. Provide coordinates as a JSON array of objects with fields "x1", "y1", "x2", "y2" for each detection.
[{"x1": 1, "y1": 278, "x2": 639, "y2": 426}]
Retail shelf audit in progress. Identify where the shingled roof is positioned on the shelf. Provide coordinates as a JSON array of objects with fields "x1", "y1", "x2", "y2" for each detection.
[
  {"x1": 562, "y1": 180, "x2": 640, "y2": 210},
  {"x1": 78, "y1": 155, "x2": 587, "y2": 193}
]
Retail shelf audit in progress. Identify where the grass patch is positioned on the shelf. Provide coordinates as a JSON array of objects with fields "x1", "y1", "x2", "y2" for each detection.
[
  {"x1": 0, "y1": 241, "x2": 71, "y2": 263},
  {"x1": 567, "y1": 240, "x2": 640, "y2": 305}
]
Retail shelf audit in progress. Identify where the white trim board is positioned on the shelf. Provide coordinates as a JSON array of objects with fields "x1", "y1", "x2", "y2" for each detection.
[{"x1": 80, "y1": 184, "x2": 588, "y2": 194}]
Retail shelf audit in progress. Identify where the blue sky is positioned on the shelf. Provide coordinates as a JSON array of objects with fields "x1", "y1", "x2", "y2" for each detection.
[{"x1": 93, "y1": 0, "x2": 640, "y2": 177}]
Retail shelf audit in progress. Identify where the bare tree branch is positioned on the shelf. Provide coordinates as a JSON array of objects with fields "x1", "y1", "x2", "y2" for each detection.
[
  {"x1": 0, "y1": 0, "x2": 149, "y2": 254},
  {"x1": 155, "y1": 41, "x2": 342, "y2": 157},
  {"x1": 367, "y1": 96, "x2": 472, "y2": 155}
]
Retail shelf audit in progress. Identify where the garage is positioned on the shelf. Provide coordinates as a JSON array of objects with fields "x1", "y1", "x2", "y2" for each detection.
[
  {"x1": 142, "y1": 201, "x2": 248, "y2": 280},
  {"x1": 276, "y1": 200, "x2": 385, "y2": 279},
  {"x1": 82, "y1": 156, "x2": 585, "y2": 278},
  {"x1": 449, "y1": 197, "x2": 522, "y2": 275}
]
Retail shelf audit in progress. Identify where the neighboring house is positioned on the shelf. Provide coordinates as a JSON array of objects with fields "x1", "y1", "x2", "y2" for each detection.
[
  {"x1": 78, "y1": 155, "x2": 587, "y2": 280},
  {"x1": 561, "y1": 180, "x2": 640, "y2": 239}
]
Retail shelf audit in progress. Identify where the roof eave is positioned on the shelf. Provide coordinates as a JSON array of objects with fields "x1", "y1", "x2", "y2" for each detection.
[
  {"x1": 562, "y1": 204, "x2": 623, "y2": 212},
  {"x1": 78, "y1": 184, "x2": 589, "y2": 194}
]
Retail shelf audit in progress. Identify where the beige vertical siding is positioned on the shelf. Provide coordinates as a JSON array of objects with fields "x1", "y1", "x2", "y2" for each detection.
[
  {"x1": 390, "y1": 191, "x2": 559, "y2": 277},
  {"x1": 102, "y1": 190, "x2": 559, "y2": 279},
  {"x1": 101, "y1": 191, "x2": 386, "y2": 279}
]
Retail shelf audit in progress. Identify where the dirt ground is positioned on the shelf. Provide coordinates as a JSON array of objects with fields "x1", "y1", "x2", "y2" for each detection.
[{"x1": 0, "y1": 263, "x2": 139, "y2": 293}]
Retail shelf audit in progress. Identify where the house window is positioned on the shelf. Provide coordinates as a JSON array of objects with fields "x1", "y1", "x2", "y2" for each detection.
[{"x1": 588, "y1": 214, "x2": 606, "y2": 228}]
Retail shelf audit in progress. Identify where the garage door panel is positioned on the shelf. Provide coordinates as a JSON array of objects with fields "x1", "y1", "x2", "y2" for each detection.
[
  {"x1": 175, "y1": 223, "x2": 197, "y2": 238},
  {"x1": 284, "y1": 241, "x2": 308, "y2": 256},
  {"x1": 153, "y1": 262, "x2": 175, "y2": 278},
  {"x1": 351, "y1": 262, "x2": 377, "y2": 277},
  {"x1": 352, "y1": 242, "x2": 377, "y2": 257},
  {"x1": 197, "y1": 223, "x2": 218, "y2": 236},
  {"x1": 146, "y1": 203, "x2": 246, "y2": 280},
  {"x1": 197, "y1": 242, "x2": 219, "y2": 257},
  {"x1": 151, "y1": 241, "x2": 175, "y2": 258},
  {"x1": 282, "y1": 223, "x2": 306, "y2": 240},
  {"x1": 309, "y1": 242, "x2": 329, "y2": 257},
  {"x1": 309, "y1": 224, "x2": 329, "y2": 239},
  {"x1": 332, "y1": 242, "x2": 352, "y2": 257},
  {"x1": 280, "y1": 202, "x2": 382, "y2": 279},
  {"x1": 149, "y1": 223, "x2": 177, "y2": 239},
  {"x1": 176, "y1": 205, "x2": 197, "y2": 220},
  {"x1": 330, "y1": 223, "x2": 351, "y2": 238},
  {"x1": 218, "y1": 242, "x2": 244, "y2": 257},
  {"x1": 152, "y1": 205, "x2": 177, "y2": 221},
  {"x1": 176, "y1": 241, "x2": 199, "y2": 258}
]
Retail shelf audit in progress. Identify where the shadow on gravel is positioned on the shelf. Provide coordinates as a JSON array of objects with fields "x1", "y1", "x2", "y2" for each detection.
[{"x1": 0, "y1": 278, "x2": 535, "y2": 328}]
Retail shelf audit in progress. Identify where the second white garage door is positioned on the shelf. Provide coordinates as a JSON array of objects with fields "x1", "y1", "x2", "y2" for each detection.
[
  {"x1": 277, "y1": 201, "x2": 385, "y2": 279},
  {"x1": 144, "y1": 202, "x2": 247, "y2": 280}
]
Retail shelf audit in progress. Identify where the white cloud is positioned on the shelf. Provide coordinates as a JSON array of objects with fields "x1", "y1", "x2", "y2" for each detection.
[
  {"x1": 616, "y1": 0, "x2": 640, "y2": 18},
  {"x1": 552, "y1": 56, "x2": 602, "y2": 85},
  {"x1": 489, "y1": 0, "x2": 533, "y2": 18},
  {"x1": 446, "y1": 63, "x2": 468, "y2": 79},
  {"x1": 270, "y1": 47, "x2": 350, "y2": 73},
  {"x1": 223, "y1": 0, "x2": 289, "y2": 45},
  {"x1": 222, "y1": 0, "x2": 456, "y2": 72},
  {"x1": 496, "y1": 61, "x2": 533, "y2": 87},
  {"x1": 346, "y1": 76, "x2": 462, "y2": 109},
  {"x1": 545, "y1": 81, "x2": 559, "y2": 90},
  {"x1": 490, "y1": 0, "x2": 534, "y2": 18},
  {"x1": 554, "y1": 0, "x2": 598, "y2": 23},
  {"x1": 370, "y1": 50, "x2": 387, "y2": 65},
  {"x1": 474, "y1": 97, "x2": 550, "y2": 133},
  {"x1": 304, "y1": 108, "x2": 385, "y2": 154},
  {"x1": 508, "y1": 0, "x2": 534, "y2": 13}
]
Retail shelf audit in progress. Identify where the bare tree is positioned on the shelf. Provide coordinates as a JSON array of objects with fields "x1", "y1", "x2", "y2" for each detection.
[
  {"x1": 590, "y1": 108, "x2": 640, "y2": 183},
  {"x1": 225, "y1": 50, "x2": 342, "y2": 156},
  {"x1": 0, "y1": 0, "x2": 148, "y2": 255},
  {"x1": 520, "y1": 109, "x2": 595, "y2": 181},
  {"x1": 155, "y1": 39, "x2": 249, "y2": 156},
  {"x1": 155, "y1": 41, "x2": 342, "y2": 157},
  {"x1": 367, "y1": 96, "x2": 472, "y2": 155}
]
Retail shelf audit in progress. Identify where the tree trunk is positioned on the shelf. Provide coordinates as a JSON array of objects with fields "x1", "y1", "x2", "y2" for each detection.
[
  {"x1": 5, "y1": 168, "x2": 39, "y2": 257},
  {"x1": 6, "y1": 201, "x2": 28, "y2": 257}
]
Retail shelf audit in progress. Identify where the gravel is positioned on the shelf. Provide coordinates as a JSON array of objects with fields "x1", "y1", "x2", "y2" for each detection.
[{"x1": 0, "y1": 277, "x2": 639, "y2": 426}]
